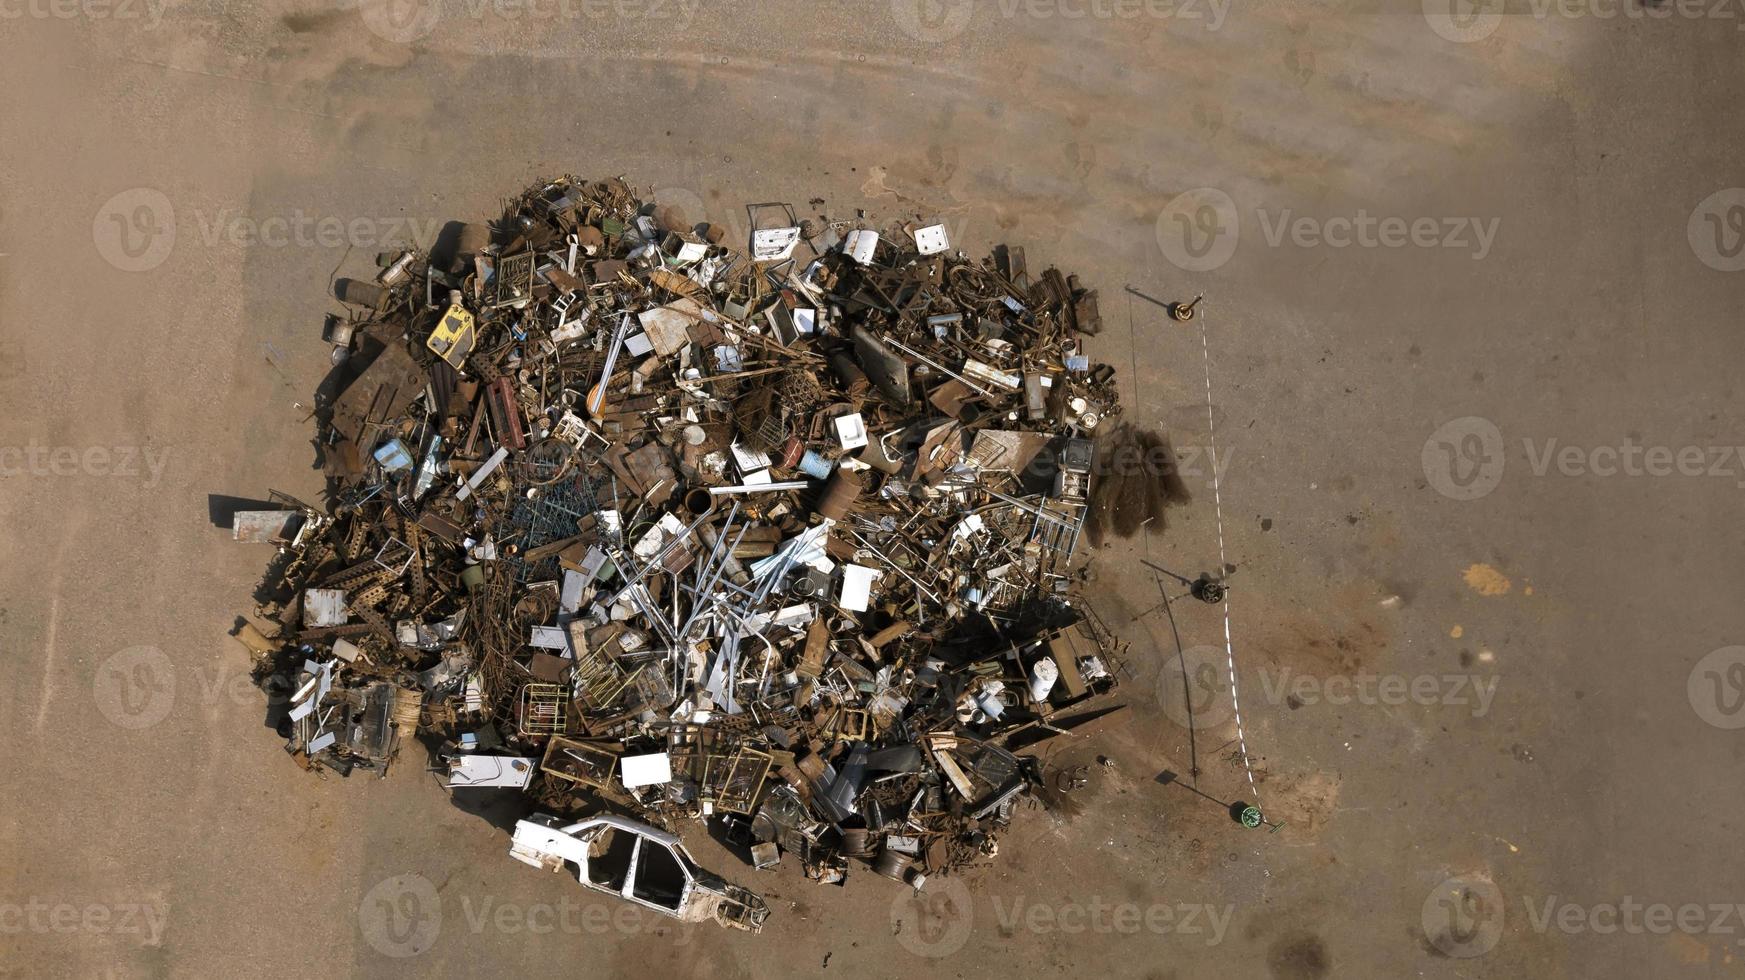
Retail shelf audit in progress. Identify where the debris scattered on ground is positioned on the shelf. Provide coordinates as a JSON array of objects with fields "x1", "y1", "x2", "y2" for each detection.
[{"x1": 232, "y1": 175, "x2": 1137, "y2": 927}]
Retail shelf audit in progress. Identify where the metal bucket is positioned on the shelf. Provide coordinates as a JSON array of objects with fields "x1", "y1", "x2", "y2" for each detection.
[
  {"x1": 874, "y1": 849, "x2": 915, "y2": 881},
  {"x1": 815, "y1": 469, "x2": 863, "y2": 521},
  {"x1": 841, "y1": 828, "x2": 878, "y2": 858}
]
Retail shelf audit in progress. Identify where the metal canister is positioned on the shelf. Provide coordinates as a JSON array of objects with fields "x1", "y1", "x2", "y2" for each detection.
[
  {"x1": 326, "y1": 317, "x2": 356, "y2": 349},
  {"x1": 841, "y1": 828, "x2": 876, "y2": 858},
  {"x1": 815, "y1": 469, "x2": 863, "y2": 522},
  {"x1": 391, "y1": 686, "x2": 424, "y2": 733},
  {"x1": 685, "y1": 487, "x2": 714, "y2": 516},
  {"x1": 379, "y1": 250, "x2": 417, "y2": 285},
  {"x1": 828, "y1": 351, "x2": 869, "y2": 400},
  {"x1": 798, "y1": 449, "x2": 833, "y2": 479},
  {"x1": 1028, "y1": 656, "x2": 1060, "y2": 702},
  {"x1": 460, "y1": 564, "x2": 487, "y2": 591},
  {"x1": 874, "y1": 849, "x2": 915, "y2": 881}
]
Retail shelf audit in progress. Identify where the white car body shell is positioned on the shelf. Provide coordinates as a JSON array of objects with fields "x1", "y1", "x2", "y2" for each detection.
[{"x1": 509, "y1": 813, "x2": 768, "y2": 932}]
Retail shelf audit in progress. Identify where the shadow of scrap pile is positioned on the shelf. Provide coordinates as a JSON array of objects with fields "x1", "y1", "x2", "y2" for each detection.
[{"x1": 1086, "y1": 423, "x2": 1191, "y2": 547}]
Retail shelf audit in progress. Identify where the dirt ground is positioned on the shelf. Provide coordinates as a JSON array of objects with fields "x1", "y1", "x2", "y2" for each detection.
[{"x1": 3, "y1": 1, "x2": 1743, "y2": 977}]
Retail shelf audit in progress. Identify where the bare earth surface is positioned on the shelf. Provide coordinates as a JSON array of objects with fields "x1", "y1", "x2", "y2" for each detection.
[{"x1": 2, "y1": 2, "x2": 1743, "y2": 978}]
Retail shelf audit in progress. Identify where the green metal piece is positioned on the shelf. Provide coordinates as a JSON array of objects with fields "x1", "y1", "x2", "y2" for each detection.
[{"x1": 1240, "y1": 805, "x2": 1263, "y2": 829}]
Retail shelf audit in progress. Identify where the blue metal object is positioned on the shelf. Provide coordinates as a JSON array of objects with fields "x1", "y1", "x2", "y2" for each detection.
[
  {"x1": 798, "y1": 450, "x2": 832, "y2": 479},
  {"x1": 373, "y1": 438, "x2": 414, "y2": 472}
]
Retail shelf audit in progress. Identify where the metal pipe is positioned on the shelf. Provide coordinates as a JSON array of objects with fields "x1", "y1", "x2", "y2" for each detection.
[
  {"x1": 620, "y1": 504, "x2": 716, "y2": 586},
  {"x1": 841, "y1": 524, "x2": 944, "y2": 604},
  {"x1": 708, "y1": 481, "x2": 810, "y2": 495},
  {"x1": 620, "y1": 580, "x2": 676, "y2": 644},
  {"x1": 959, "y1": 483, "x2": 1076, "y2": 528},
  {"x1": 748, "y1": 538, "x2": 804, "y2": 607},
  {"x1": 881, "y1": 334, "x2": 998, "y2": 397},
  {"x1": 691, "y1": 506, "x2": 735, "y2": 590},
  {"x1": 585, "y1": 313, "x2": 631, "y2": 416},
  {"x1": 677, "y1": 507, "x2": 747, "y2": 640}
]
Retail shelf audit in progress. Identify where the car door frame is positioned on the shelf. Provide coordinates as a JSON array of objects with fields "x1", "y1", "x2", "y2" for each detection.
[
  {"x1": 567, "y1": 822, "x2": 629, "y2": 899},
  {"x1": 618, "y1": 831, "x2": 694, "y2": 918}
]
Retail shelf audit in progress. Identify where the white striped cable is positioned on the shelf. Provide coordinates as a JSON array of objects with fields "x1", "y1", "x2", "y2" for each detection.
[{"x1": 1197, "y1": 310, "x2": 1259, "y2": 801}]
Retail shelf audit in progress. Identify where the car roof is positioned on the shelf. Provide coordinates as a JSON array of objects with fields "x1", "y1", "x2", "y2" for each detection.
[{"x1": 566, "y1": 813, "x2": 682, "y2": 848}]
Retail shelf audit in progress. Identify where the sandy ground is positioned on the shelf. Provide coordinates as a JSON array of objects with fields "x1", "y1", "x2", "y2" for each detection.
[{"x1": 2, "y1": 1, "x2": 1744, "y2": 977}]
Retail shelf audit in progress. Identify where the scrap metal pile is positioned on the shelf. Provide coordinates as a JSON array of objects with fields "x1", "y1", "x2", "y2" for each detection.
[{"x1": 238, "y1": 176, "x2": 1132, "y2": 906}]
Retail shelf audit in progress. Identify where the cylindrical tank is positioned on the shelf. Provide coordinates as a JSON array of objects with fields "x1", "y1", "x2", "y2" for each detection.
[
  {"x1": 874, "y1": 849, "x2": 915, "y2": 881},
  {"x1": 815, "y1": 469, "x2": 864, "y2": 522},
  {"x1": 1029, "y1": 657, "x2": 1060, "y2": 702}
]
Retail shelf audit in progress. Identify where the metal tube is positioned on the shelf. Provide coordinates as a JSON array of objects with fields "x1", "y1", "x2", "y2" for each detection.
[
  {"x1": 708, "y1": 481, "x2": 810, "y2": 495},
  {"x1": 620, "y1": 504, "x2": 716, "y2": 586},
  {"x1": 748, "y1": 540, "x2": 803, "y2": 607},
  {"x1": 677, "y1": 508, "x2": 748, "y2": 640},
  {"x1": 691, "y1": 508, "x2": 735, "y2": 593},
  {"x1": 880, "y1": 335, "x2": 998, "y2": 397},
  {"x1": 586, "y1": 313, "x2": 631, "y2": 416},
  {"x1": 958, "y1": 483, "x2": 1076, "y2": 528},
  {"x1": 841, "y1": 525, "x2": 944, "y2": 604}
]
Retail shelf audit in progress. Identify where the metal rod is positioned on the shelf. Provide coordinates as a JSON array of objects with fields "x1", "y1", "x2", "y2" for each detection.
[
  {"x1": 708, "y1": 481, "x2": 810, "y2": 495},
  {"x1": 959, "y1": 483, "x2": 1076, "y2": 528},
  {"x1": 841, "y1": 525, "x2": 944, "y2": 604},
  {"x1": 585, "y1": 313, "x2": 630, "y2": 416},
  {"x1": 620, "y1": 505, "x2": 716, "y2": 586},
  {"x1": 677, "y1": 505, "x2": 746, "y2": 640},
  {"x1": 880, "y1": 334, "x2": 998, "y2": 397}
]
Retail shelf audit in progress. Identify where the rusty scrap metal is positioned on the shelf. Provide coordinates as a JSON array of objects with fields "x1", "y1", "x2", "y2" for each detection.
[{"x1": 235, "y1": 176, "x2": 1140, "y2": 919}]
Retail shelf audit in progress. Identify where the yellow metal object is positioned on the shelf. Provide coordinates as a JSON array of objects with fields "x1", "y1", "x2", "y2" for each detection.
[
  {"x1": 516, "y1": 683, "x2": 568, "y2": 736},
  {"x1": 427, "y1": 303, "x2": 476, "y2": 369}
]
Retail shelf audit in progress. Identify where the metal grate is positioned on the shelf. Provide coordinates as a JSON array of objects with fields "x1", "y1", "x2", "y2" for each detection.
[{"x1": 506, "y1": 472, "x2": 602, "y2": 582}]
